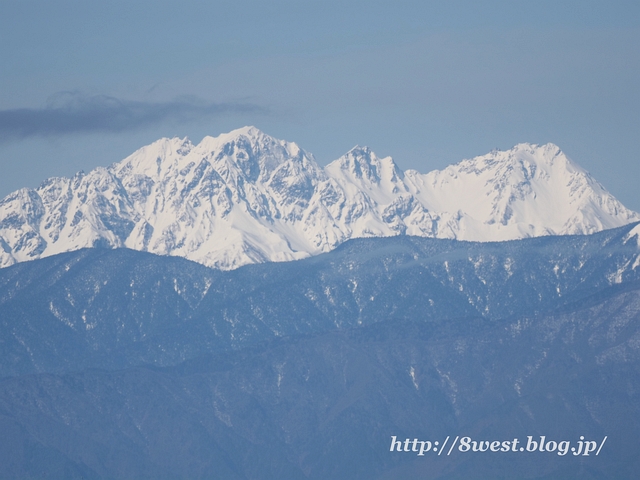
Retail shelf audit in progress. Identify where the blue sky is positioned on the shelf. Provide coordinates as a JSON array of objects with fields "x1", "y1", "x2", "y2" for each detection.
[{"x1": 1, "y1": 0, "x2": 639, "y2": 211}]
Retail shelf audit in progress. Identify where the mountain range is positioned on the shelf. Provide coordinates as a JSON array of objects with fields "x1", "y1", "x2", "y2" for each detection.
[
  {"x1": 1, "y1": 126, "x2": 638, "y2": 270},
  {"x1": 0, "y1": 223, "x2": 639, "y2": 478},
  {"x1": 0, "y1": 221, "x2": 638, "y2": 377},
  {"x1": 2, "y1": 127, "x2": 640, "y2": 478}
]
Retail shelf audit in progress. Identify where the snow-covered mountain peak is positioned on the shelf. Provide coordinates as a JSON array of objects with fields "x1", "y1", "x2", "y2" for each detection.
[
  {"x1": 112, "y1": 136, "x2": 193, "y2": 180},
  {"x1": 222, "y1": 124, "x2": 263, "y2": 139},
  {"x1": 328, "y1": 147, "x2": 378, "y2": 181},
  {"x1": 196, "y1": 126, "x2": 313, "y2": 179},
  {"x1": 325, "y1": 146, "x2": 406, "y2": 201},
  {"x1": 467, "y1": 143, "x2": 595, "y2": 189},
  {"x1": 0, "y1": 128, "x2": 638, "y2": 270},
  {"x1": 199, "y1": 126, "x2": 303, "y2": 156},
  {"x1": 455, "y1": 142, "x2": 564, "y2": 173},
  {"x1": 509, "y1": 141, "x2": 561, "y2": 155},
  {"x1": 400, "y1": 142, "x2": 640, "y2": 240}
]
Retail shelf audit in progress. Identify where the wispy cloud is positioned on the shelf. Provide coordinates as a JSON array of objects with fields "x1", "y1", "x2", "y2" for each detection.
[{"x1": 0, "y1": 92, "x2": 266, "y2": 140}]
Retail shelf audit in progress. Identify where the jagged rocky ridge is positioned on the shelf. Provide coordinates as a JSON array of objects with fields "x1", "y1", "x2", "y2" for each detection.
[{"x1": 1, "y1": 127, "x2": 638, "y2": 270}]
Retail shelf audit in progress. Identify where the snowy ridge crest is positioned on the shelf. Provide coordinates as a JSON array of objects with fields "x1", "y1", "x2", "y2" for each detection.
[{"x1": 1, "y1": 127, "x2": 639, "y2": 270}]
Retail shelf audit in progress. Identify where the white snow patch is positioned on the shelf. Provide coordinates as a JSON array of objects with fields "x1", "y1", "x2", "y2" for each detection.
[
  {"x1": 623, "y1": 223, "x2": 640, "y2": 247},
  {"x1": 409, "y1": 366, "x2": 419, "y2": 390}
]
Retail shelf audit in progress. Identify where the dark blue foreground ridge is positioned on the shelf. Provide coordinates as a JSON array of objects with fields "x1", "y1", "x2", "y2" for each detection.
[
  {"x1": 1, "y1": 222, "x2": 638, "y2": 377},
  {"x1": 0, "y1": 222, "x2": 638, "y2": 478}
]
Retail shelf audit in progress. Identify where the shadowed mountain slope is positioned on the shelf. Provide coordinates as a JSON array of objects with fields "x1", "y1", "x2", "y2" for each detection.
[{"x1": 0, "y1": 223, "x2": 638, "y2": 377}]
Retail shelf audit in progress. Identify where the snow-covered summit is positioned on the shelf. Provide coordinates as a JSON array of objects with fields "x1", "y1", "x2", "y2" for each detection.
[
  {"x1": 1, "y1": 127, "x2": 638, "y2": 269},
  {"x1": 402, "y1": 142, "x2": 637, "y2": 240}
]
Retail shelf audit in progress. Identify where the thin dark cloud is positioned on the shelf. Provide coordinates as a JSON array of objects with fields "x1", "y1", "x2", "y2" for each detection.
[{"x1": 0, "y1": 92, "x2": 267, "y2": 140}]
